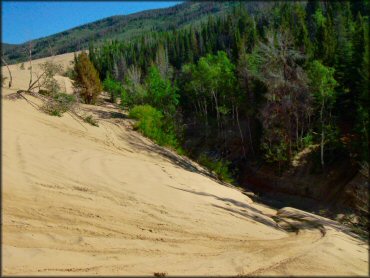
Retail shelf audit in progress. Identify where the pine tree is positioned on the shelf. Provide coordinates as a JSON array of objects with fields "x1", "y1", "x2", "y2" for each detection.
[
  {"x1": 72, "y1": 52, "x2": 102, "y2": 104},
  {"x1": 353, "y1": 14, "x2": 369, "y2": 163}
]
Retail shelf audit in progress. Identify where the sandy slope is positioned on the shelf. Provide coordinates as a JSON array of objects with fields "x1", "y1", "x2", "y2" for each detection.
[
  {"x1": 2, "y1": 52, "x2": 77, "y2": 95},
  {"x1": 2, "y1": 54, "x2": 369, "y2": 276}
]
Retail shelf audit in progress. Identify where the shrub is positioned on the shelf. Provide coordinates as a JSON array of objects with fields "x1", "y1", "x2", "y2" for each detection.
[
  {"x1": 72, "y1": 52, "x2": 102, "y2": 104},
  {"x1": 38, "y1": 89, "x2": 50, "y2": 96},
  {"x1": 129, "y1": 105, "x2": 179, "y2": 149},
  {"x1": 198, "y1": 153, "x2": 234, "y2": 183},
  {"x1": 119, "y1": 65, "x2": 147, "y2": 109},
  {"x1": 63, "y1": 66, "x2": 74, "y2": 79},
  {"x1": 84, "y1": 115, "x2": 99, "y2": 127},
  {"x1": 302, "y1": 133, "x2": 314, "y2": 147},
  {"x1": 120, "y1": 82, "x2": 147, "y2": 109},
  {"x1": 103, "y1": 74, "x2": 124, "y2": 103},
  {"x1": 42, "y1": 92, "x2": 77, "y2": 117},
  {"x1": 20, "y1": 63, "x2": 25, "y2": 70}
]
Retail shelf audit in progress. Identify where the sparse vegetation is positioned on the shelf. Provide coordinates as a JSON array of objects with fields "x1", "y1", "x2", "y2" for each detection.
[
  {"x1": 84, "y1": 115, "x2": 99, "y2": 126},
  {"x1": 198, "y1": 153, "x2": 234, "y2": 183},
  {"x1": 42, "y1": 92, "x2": 77, "y2": 117},
  {"x1": 27, "y1": 60, "x2": 63, "y2": 93},
  {"x1": 63, "y1": 66, "x2": 74, "y2": 79}
]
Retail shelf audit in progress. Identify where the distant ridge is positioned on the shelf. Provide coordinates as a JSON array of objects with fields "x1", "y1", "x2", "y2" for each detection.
[{"x1": 2, "y1": 1, "x2": 239, "y2": 64}]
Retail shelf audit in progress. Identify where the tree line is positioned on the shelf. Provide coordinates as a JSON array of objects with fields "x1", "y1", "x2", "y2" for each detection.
[{"x1": 75, "y1": 1, "x2": 368, "y2": 180}]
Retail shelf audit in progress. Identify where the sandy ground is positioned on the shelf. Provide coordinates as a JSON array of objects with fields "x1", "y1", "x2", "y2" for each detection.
[{"x1": 2, "y1": 54, "x2": 369, "y2": 276}]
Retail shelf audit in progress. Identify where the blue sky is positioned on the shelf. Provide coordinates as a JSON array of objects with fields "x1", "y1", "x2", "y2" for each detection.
[{"x1": 2, "y1": 1, "x2": 181, "y2": 44}]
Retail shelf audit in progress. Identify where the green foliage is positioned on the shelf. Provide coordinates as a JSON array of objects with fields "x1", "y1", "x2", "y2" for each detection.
[
  {"x1": 145, "y1": 66, "x2": 179, "y2": 115},
  {"x1": 313, "y1": 8, "x2": 326, "y2": 26},
  {"x1": 103, "y1": 74, "x2": 124, "y2": 103},
  {"x1": 82, "y1": 1, "x2": 369, "y2": 183},
  {"x1": 198, "y1": 154, "x2": 234, "y2": 183},
  {"x1": 38, "y1": 61, "x2": 64, "y2": 94},
  {"x1": 129, "y1": 105, "x2": 180, "y2": 149},
  {"x1": 313, "y1": 8, "x2": 337, "y2": 65},
  {"x1": 72, "y1": 52, "x2": 102, "y2": 104},
  {"x1": 120, "y1": 84, "x2": 147, "y2": 109},
  {"x1": 353, "y1": 14, "x2": 369, "y2": 163},
  {"x1": 182, "y1": 51, "x2": 237, "y2": 125},
  {"x1": 261, "y1": 138, "x2": 289, "y2": 164},
  {"x1": 302, "y1": 133, "x2": 314, "y2": 147},
  {"x1": 308, "y1": 60, "x2": 337, "y2": 104},
  {"x1": 355, "y1": 104, "x2": 369, "y2": 163},
  {"x1": 244, "y1": 51, "x2": 263, "y2": 77},
  {"x1": 63, "y1": 66, "x2": 74, "y2": 79},
  {"x1": 120, "y1": 66, "x2": 147, "y2": 109},
  {"x1": 308, "y1": 60, "x2": 338, "y2": 167}
]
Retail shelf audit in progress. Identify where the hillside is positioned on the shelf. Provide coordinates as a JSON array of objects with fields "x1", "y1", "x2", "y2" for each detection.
[
  {"x1": 2, "y1": 53, "x2": 368, "y2": 276},
  {"x1": 84, "y1": 0, "x2": 368, "y2": 233},
  {"x1": 2, "y1": 1, "x2": 241, "y2": 64}
]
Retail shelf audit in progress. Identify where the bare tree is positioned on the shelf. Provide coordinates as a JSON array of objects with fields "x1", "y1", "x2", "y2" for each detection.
[
  {"x1": 116, "y1": 55, "x2": 127, "y2": 82},
  {"x1": 155, "y1": 43, "x2": 173, "y2": 79},
  {"x1": 255, "y1": 31, "x2": 312, "y2": 166},
  {"x1": 1, "y1": 56, "x2": 12, "y2": 88},
  {"x1": 29, "y1": 61, "x2": 63, "y2": 93},
  {"x1": 126, "y1": 65, "x2": 142, "y2": 85},
  {"x1": 27, "y1": 41, "x2": 33, "y2": 90}
]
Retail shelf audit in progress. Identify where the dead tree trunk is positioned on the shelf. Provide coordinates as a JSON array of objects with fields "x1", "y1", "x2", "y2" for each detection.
[
  {"x1": 1, "y1": 57, "x2": 12, "y2": 88},
  {"x1": 28, "y1": 43, "x2": 33, "y2": 90}
]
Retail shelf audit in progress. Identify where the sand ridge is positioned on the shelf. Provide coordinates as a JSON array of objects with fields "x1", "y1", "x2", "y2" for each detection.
[{"x1": 2, "y1": 54, "x2": 368, "y2": 276}]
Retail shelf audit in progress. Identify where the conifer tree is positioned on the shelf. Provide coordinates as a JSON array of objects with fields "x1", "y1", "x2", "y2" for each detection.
[{"x1": 72, "y1": 52, "x2": 102, "y2": 104}]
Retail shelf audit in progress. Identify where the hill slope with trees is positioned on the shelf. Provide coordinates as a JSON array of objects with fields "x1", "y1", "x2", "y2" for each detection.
[
  {"x1": 2, "y1": 1, "x2": 256, "y2": 64},
  {"x1": 87, "y1": 1, "x2": 369, "y2": 236}
]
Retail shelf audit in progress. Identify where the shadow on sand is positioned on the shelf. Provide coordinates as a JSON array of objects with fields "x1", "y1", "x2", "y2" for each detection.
[
  {"x1": 123, "y1": 131, "x2": 222, "y2": 182},
  {"x1": 167, "y1": 185, "x2": 282, "y2": 231},
  {"x1": 83, "y1": 106, "x2": 127, "y2": 120}
]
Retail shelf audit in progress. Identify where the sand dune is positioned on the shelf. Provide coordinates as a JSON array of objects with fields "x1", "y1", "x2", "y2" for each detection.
[{"x1": 2, "y1": 54, "x2": 368, "y2": 276}]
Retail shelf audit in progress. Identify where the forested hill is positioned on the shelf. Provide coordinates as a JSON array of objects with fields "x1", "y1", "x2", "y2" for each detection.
[
  {"x1": 84, "y1": 0, "x2": 368, "y2": 234},
  {"x1": 2, "y1": 1, "x2": 254, "y2": 64}
]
